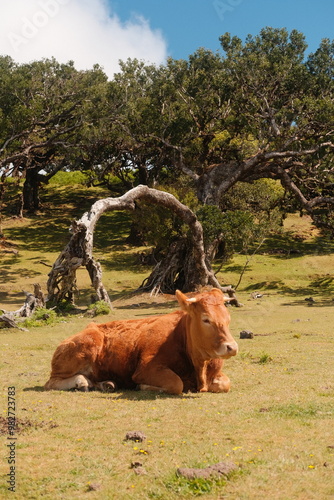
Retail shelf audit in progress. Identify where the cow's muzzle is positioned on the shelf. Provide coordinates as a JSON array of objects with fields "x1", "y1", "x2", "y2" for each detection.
[{"x1": 215, "y1": 341, "x2": 238, "y2": 358}]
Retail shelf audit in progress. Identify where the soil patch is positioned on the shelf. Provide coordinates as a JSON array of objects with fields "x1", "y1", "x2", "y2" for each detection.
[{"x1": 0, "y1": 416, "x2": 58, "y2": 435}]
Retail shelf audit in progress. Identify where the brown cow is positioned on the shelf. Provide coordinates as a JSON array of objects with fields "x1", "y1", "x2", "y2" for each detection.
[{"x1": 44, "y1": 288, "x2": 238, "y2": 395}]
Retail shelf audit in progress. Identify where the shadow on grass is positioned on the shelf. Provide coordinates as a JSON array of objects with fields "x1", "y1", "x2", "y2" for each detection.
[
  {"x1": 100, "y1": 391, "x2": 200, "y2": 401},
  {"x1": 0, "y1": 257, "x2": 43, "y2": 293},
  {"x1": 245, "y1": 276, "x2": 334, "y2": 301},
  {"x1": 222, "y1": 264, "x2": 248, "y2": 274},
  {"x1": 99, "y1": 251, "x2": 150, "y2": 274},
  {"x1": 23, "y1": 386, "x2": 45, "y2": 392},
  {"x1": 94, "y1": 212, "x2": 132, "y2": 248},
  {"x1": 115, "y1": 301, "x2": 176, "y2": 311},
  {"x1": 281, "y1": 298, "x2": 334, "y2": 307},
  {"x1": 259, "y1": 232, "x2": 334, "y2": 256},
  {"x1": 3, "y1": 187, "x2": 133, "y2": 254},
  {"x1": 0, "y1": 290, "x2": 31, "y2": 309},
  {"x1": 244, "y1": 280, "x2": 284, "y2": 291},
  {"x1": 4, "y1": 217, "x2": 72, "y2": 253},
  {"x1": 23, "y1": 387, "x2": 200, "y2": 400}
]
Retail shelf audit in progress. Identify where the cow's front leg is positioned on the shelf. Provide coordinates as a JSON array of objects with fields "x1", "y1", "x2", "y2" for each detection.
[
  {"x1": 194, "y1": 361, "x2": 209, "y2": 392},
  {"x1": 207, "y1": 373, "x2": 231, "y2": 393},
  {"x1": 132, "y1": 364, "x2": 184, "y2": 395},
  {"x1": 205, "y1": 359, "x2": 230, "y2": 393}
]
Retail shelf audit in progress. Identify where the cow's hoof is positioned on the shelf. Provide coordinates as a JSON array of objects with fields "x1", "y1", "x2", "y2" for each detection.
[{"x1": 100, "y1": 381, "x2": 117, "y2": 393}]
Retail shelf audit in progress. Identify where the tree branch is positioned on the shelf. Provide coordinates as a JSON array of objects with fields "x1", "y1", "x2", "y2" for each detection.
[{"x1": 277, "y1": 167, "x2": 334, "y2": 210}]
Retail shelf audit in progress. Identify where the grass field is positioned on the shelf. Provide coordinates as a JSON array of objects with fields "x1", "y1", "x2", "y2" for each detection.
[{"x1": 1, "y1": 185, "x2": 334, "y2": 499}]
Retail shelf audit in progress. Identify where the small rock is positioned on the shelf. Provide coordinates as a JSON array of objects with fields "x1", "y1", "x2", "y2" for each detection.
[
  {"x1": 87, "y1": 482, "x2": 101, "y2": 491},
  {"x1": 177, "y1": 467, "x2": 211, "y2": 480},
  {"x1": 177, "y1": 461, "x2": 237, "y2": 480},
  {"x1": 125, "y1": 431, "x2": 147, "y2": 442},
  {"x1": 131, "y1": 461, "x2": 143, "y2": 468},
  {"x1": 239, "y1": 330, "x2": 254, "y2": 339},
  {"x1": 131, "y1": 461, "x2": 147, "y2": 475}
]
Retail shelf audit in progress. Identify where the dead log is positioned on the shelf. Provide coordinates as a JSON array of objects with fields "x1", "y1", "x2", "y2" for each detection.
[
  {"x1": 0, "y1": 284, "x2": 45, "y2": 330},
  {"x1": 0, "y1": 315, "x2": 20, "y2": 329}
]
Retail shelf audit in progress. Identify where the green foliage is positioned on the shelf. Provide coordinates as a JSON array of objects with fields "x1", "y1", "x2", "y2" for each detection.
[
  {"x1": 223, "y1": 179, "x2": 284, "y2": 213},
  {"x1": 1, "y1": 26, "x2": 333, "y2": 236},
  {"x1": 197, "y1": 190, "x2": 282, "y2": 261},
  {"x1": 87, "y1": 301, "x2": 111, "y2": 316},
  {"x1": 0, "y1": 56, "x2": 109, "y2": 211},
  {"x1": 258, "y1": 352, "x2": 273, "y2": 364},
  {"x1": 196, "y1": 205, "x2": 225, "y2": 246},
  {"x1": 133, "y1": 203, "x2": 182, "y2": 249},
  {"x1": 132, "y1": 179, "x2": 285, "y2": 264},
  {"x1": 165, "y1": 474, "x2": 227, "y2": 497},
  {"x1": 132, "y1": 185, "x2": 198, "y2": 251},
  {"x1": 196, "y1": 204, "x2": 258, "y2": 258},
  {"x1": 221, "y1": 210, "x2": 256, "y2": 253},
  {"x1": 49, "y1": 171, "x2": 89, "y2": 186},
  {"x1": 21, "y1": 308, "x2": 58, "y2": 328},
  {"x1": 217, "y1": 179, "x2": 285, "y2": 257},
  {"x1": 53, "y1": 300, "x2": 78, "y2": 314}
]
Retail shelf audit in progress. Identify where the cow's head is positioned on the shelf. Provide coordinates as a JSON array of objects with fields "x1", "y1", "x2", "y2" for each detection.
[{"x1": 176, "y1": 288, "x2": 238, "y2": 359}]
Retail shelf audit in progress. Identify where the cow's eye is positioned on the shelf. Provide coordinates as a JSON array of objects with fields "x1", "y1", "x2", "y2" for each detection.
[{"x1": 202, "y1": 318, "x2": 211, "y2": 325}]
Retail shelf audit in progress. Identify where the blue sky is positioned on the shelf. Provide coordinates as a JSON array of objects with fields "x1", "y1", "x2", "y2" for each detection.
[
  {"x1": 1, "y1": 0, "x2": 333, "y2": 79},
  {"x1": 112, "y1": 0, "x2": 334, "y2": 58}
]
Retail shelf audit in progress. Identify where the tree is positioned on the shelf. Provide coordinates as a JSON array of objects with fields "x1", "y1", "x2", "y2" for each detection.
[
  {"x1": 0, "y1": 58, "x2": 108, "y2": 213},
  {"x1": 173, "y1": 28, "x2": 334, "y2": 220},
  {"x1": 126, "y1": 28, "x2": 333, "y2": 222},
  {"x1": 85, "y1": 30, "x2": 333, "y2": 291},
  {"x1": 47, "y1": 186, "x2": 240, "y2": 305}
]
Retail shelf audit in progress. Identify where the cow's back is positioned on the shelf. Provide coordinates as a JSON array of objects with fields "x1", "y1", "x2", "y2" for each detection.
[
  {"x1": 49, "y1": 310, "x2": 187, "y2": 388},
  {"x1": 96, "y1": 310, "x2": 187, "y2": 385}
]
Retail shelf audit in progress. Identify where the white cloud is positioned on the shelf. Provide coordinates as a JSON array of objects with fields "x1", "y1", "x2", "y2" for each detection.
[{"x1": 0, "y1": 0, "x2": 168, "y2": 78}]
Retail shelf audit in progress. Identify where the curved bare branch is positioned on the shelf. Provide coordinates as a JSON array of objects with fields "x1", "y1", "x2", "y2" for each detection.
[{"x1": 47, "y1": 185, "x2": 227, "y2": 306}]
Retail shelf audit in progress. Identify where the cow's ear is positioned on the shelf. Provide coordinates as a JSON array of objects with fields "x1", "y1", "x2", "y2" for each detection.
[
  {"x1": 210, "y1": 288, "x2": 224, "y2": 296},
  {"x1": 175, "y1": 290, "x2": 197, "y2": 311}
]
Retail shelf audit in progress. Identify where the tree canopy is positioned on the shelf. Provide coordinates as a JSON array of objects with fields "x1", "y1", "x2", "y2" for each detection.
[{"x1": 1, "y1": 27, "x2": 333, "y2": 217}]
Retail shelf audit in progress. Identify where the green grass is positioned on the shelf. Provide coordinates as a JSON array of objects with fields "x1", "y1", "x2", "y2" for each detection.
[
  {"x1": 1, "y1": 305, "x2": 334, "y2": 499},
  {"x1": 1, "y1": 186, "x2": 334, "y2": 499}
]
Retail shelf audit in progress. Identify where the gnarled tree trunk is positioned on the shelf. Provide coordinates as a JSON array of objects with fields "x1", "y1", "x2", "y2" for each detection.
[{"x1": 47, "y1": 185, "x2": 240, "y2": 306}]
